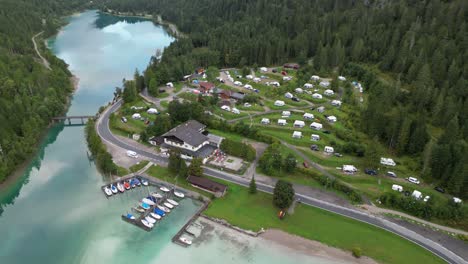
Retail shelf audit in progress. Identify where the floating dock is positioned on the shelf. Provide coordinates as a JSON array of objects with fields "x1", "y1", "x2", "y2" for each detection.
[{"x1": 171, "y1": 200, "x2": 209, "y2": 247}]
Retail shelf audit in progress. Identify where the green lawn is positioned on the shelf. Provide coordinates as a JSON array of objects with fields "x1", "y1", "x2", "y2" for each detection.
[
  {"x1": 129, "y1": 160, "x2": 149, "y2": 173},
  {"x1": 204, "y1": 179, "x2": 444, "y2": 264}
]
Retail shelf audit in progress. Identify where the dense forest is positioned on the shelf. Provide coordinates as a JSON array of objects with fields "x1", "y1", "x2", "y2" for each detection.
[
  {"x1": 99, "y1": 0, "x2": 467, "y2": 198},
  {"x1": 0, "y1": 0, "x2": 87, "y2": 182}
]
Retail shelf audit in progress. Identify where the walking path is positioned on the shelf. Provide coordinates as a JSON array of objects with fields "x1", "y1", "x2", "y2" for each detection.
[
  {"x1": 140, "y1": 86, "x2": 190, "y2": 110},
  {"x1": 32, "y1": 31, "x2": 51, "y2": 70}
]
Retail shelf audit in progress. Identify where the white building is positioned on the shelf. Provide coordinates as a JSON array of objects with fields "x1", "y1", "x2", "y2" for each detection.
[
  {"x1": 304, "y1": 83, "x2": 313, "y2": 89},
  {"x1": 260, "y1": 67, "x2": 268, "y2": 72},
  {"x1": 293, "y1": 120, "x2": 305, "y2": 128},
  {"x1": 285, "y1": 92, "x2": 293, "y2": 99},
  {"x1": 327, "y1": 116, "x2": 337, "y2": 123},
  {"x1": 311, "y1": 134, "x2": 320, "y2": 141},
  {"x1": 311, "y1": 75, "x2": 320, "y2": 81},
  {"x1": 392, "y1": 184, "x2": 403, "y2": 192},
  {"x1": 292, "y1": 131, "x2": 302, "y2": 138},
  {"x1": 278, "y1": 119, "x2": 287, "y2": 126},
  {"x1": 282, "y1": 111, "x2": 291, "y2": 117},
  {"x1": 324, "y1": 146, "x2": 334, "y2": 154},
  {"x1": 221, "y1": 105, "x2": 231, "y2": 111},
  {"x1": 147, "y1": 108, "x2": 158, "y2": 114},
  {"x1": 338, "y1": 76, "x2": 346, "y2": 81},
  {"x1": 274, "y1": 100, "x2": 285, "y2": 106},
  {"x1": 343, "y1": 165, "x2": 357, "y2": 174},
  {"x1": 310, "y1": 122, "x2": 323, "y2": 130},
  {"x1": 331, "y1": 100, "x2": 342, "y2": 106},
  {"x1": 303, "y1": 113, "x2": 314, "y2": 120},
  {"x1": 295, "y1": 88, "x2": 304, "y2": 93},
  {"x1": 412, "y1": 190, "x2": 422, "y2": 200},
  {"x1": 312, "y1": 93, "x2": 323, "y2": 99},
  {"x1": 381, "y1": 157, "x2": 396, "y2": 166},
  {"x1": 261, "y1": 118, "x2": 270, "y2": 125},
  {"x1": 324, "y1": 89, "x2": 334, "y2": 96},
  {"x1": 320, "y1": 81, "x2": 330, "y2": 87},
  {"x1": 132, "y1": 113, "x2": 141, "y2": 119}
]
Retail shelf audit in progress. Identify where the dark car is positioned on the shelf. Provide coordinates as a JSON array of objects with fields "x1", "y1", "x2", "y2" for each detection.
[
  {"x1": 159, "y1": 89, "x2": 166, "y2": 93},
  {"x1": 292, "y1": 97, "x2": 300, "y2": 102},
  {"x1": 434, "y1": 186, "x2": 445, "y2": 193},
  {"x1": 323, "y1": 130, "x2": 331, "y2": 134},
  {"x1": 303, "y1": 162, "x2": 309, "y2": 168},
  {"x1": 272, "y1": 69, "x2": 278, "y2": 73},
  {"x1": 310, "y1": 144, "x2": 319, "y2": 151},
  {"x1": 365, "y1": 168, "x2": 378, "y2": 176},
  {"x1": 121, "y1": 117, "x2": 127, "y2": 123},
  {"x1": 334, "y1": 153, "x2": 343, "y2": 157}
]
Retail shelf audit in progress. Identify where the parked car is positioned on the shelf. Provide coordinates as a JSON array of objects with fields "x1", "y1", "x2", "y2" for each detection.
[
  {"x1": 365, "y1": 169, "x2": 378, "y2": 176},
  {"x1": 121, "y1": 117, "x2": 127, "y2": 123},
  {"x1": 303, "y1": 162, "x2": 309, "y2": 168},
  {"x1": 310, "y1": 145, "x2": 319, "y2": 151},
  {"x1": 408, "y1": 177, "x2": 420, "y2": 185},
  {"x1": 434, "y1": 186, "x2": 445, "y2": 193},
  {"x1": 159, "y1": 89, "x2": 166, "y2": 93},
  {"x1": 334, "y1": 153, "x2": 343, "y2": 157},
  {"x1": 272, "y1": 69, "x2": 278, "y2": 73},
  {"x1": 386, "y1": 171, "x2": 397, "y2": 178},
  {"x1": 323, "y1": 130, "x2": 331, "y2": 134},
  {"x1": 292, "y1": 97, "x2": 300, "y2": 102}
]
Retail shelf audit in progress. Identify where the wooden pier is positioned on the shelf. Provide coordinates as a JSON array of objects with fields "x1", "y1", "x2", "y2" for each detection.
[
  {"x1": 171, "y1": 200, "x2": 209, "y2": 247},
  {"x1": 52, "y1": 115, "x2": 95, "y2": 125}
]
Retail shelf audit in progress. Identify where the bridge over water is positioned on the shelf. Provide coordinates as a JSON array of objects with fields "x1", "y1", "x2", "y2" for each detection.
[{"x1": 52, "y1": 115, "x2": 95, "y2": 125}]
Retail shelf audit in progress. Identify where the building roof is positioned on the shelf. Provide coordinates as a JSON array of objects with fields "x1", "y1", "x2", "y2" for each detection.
[
  {"x1": 162, "y1": 120, "x2": 208, "y2": 147},
  {"x1": 187, "y1": 176, "x2": 227, "y2": 193},
  {"x1": 199, "y1": 81, "x2": 215, "y2": 90}
]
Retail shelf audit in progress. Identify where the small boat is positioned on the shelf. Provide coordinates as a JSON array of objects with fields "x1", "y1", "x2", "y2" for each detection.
[
  {"x1": 125, "y1": 213, "x2": 136, "y2": 220},
  {"x1": 142, "y1": 198, "x2": 155, "y2": 206},
  {"x1": 130, "y1": 179, "x2": 137, "y2": 188},
  {"x1": 157, "y1": 205, "x2": 170, "y2": 213},
  {"x1": 163, "y1": 202, "x2": 174, "y2": 209},
  {"x1": 103, "y1": 187, "x2": 113, "y2": 196},
  {"x1": 140, "y1": 178, "x2": 149, "y2": 186},
  {"x1": 134, "y1": 178, "x2": 141, "y2": 186},
  {"x1": 179, "y1": 237, "x2": 192, "y2": 245},
  {"x1": 167, "y1": 199, "x2": 179, "y2": 206},
  {"x1": 110, "y1": 184, "x2": 118, "y2": 194},
  {"x1": 151, "y1": 192, "x2": 163, "y2": 199},
  {"x1": 145, "y1": 216, "x2": 156, "y2": 224},
  {"x1": 141, "y1": 219, "x2": 153, "y2": 228},
  {"x1": 146, "y1": 196, "x2": 157, "y2": 203},
  {"x1": 133, "y1": 207, "x2": 144, "y2": 213},
  {"x1": 141, "y1": 203, "x2": 150, "y2": 210},
  {"x1": 124, "y1": 181, "x2": 131, "y2": 190},
  {"x1": 154, "y1": 208, "x2": 165, "y2": 217},
  {"x1": 160, "y1": 186, "x2": 170, "y2": 192},
  {"x1": 117, "y1": 182, "x2": 125, "y2": 193},
  {"x1": 150, "y1": 212, "x2": 161, "y2": 220},
  {"x1": 174, "y1": 191, "x2": 185, "y2": 198}
]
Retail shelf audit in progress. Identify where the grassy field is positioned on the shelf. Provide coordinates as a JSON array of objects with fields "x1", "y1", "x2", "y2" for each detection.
[
  {"x1": 204, "y1": 178, "x2": 444, "y2": 264},
  {"x1": 129, "y1": 160, "x2": 149, "y2": 173}
]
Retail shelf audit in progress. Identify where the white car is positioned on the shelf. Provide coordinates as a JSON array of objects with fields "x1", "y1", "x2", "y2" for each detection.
[
  {"x1": 126, "y1": 150, "x2": 138, "y2": 158},
  {"x1": 408, "y1": 177, "x2": 420, "y2": 185}
]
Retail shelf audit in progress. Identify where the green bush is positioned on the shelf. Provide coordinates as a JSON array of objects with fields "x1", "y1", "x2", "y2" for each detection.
[
  {"x1": 220, "y1": 138, "x2": 256, "y2": 161},
  {"x1": 352, "y1": 247, "x2": 362, "y2": 258}
]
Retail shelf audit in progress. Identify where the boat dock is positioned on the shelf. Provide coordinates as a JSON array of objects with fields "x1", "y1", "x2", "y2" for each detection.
[{"x1": 171, "y1": 200, "x2": 209, "y2": 247}]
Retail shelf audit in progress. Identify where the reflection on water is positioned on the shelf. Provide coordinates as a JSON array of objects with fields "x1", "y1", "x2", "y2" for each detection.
[{"x1": 94, "y1": 11, "x2": 151, "y2": 29}]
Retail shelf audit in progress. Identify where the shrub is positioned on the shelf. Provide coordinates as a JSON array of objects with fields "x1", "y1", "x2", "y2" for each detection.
[{"x1": 352, "y1": 247, "x2": 362, "y2": 258}]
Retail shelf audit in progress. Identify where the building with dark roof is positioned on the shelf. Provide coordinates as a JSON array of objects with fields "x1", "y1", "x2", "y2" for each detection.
[
  {"x1": 187, "y1": 175, "x2": 227, "y2": 197},
  {"x1": 199, "y1": 81, "x2": 215, "y2": 94}
]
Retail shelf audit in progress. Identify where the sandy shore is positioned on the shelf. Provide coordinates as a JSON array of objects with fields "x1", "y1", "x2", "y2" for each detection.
[{"x1": 260, "y1": 229, "x2": 378, "y2": 264}]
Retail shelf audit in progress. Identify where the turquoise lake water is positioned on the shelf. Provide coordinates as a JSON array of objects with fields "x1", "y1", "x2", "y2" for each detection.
[{"x1": 0, "y1": 10, "x2": 339, "y2": 264}]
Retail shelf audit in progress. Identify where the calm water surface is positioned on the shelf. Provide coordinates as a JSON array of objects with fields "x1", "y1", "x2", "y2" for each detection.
[{"x1": 0, "y1": 10, "x2": 339, "y2": 264}]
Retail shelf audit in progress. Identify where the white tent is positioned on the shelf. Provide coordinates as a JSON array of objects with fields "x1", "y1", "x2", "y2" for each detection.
[
  {"x1": 324, "y1": 146, "x2": 334, "y2": 153},
  {"x1": 303, "y1": 113, "x2": 314, "y2": 120},
  {"x1": 392, "y1": 184, "x2": 403, "y2": 192},
  {"x1": 293, "y1": 120, "x2": 305, "y2": 128},
  {"x1": 132, "y1": 113, "x2": 141, "y2": 119},
  {"x1": 311, "y1": 75, "x2": 320, "y2": 81},
  {"x1": 412, "y1": 190, "x2": 422, "y2": 200},
  {"x1": 147, "y1": 108, "x2": 158, "y2": 114},
  {"x1": 278, "y1": 119, "x2": 287, "y2": 126},
  {"x1": 320, "y1": 81, "x2": 330, "y2": 87},
  {"x1": 311, "y1": 134, "x2": 320, "y2": 141},
  {"x1": 295, "y1": 88, "x2": 304, "y2": 93},
  {"x1": 304, "y1": 83, "x2": 313, "y2": 89},
  {"x1": 285, "y1": 92, "x2": 293, "y2": 99},
  {"x1": 292, "y1": 131, "x2": 302, "y2": 138},
  {"x1": 327, "y1": 116, "x2": 337, "y2": 123},
  {"x1": 261, "y1": 118, "x2": 270, "y2": 124},
  {"x1": 310, "y1": 122, "x2": 322, "y2": 130},
  {"x1": 324, "y1": 89, "x2": 334, "y2": 96},
  {"x1": 282, "y1": 111, "x2": 291, "y2": 117},
  {"x1": 312, "y1": 93, "x2": 323, "y2": 99},
  {"x1": 274, "y1": 100, "x2": 285, "y2": 106}
]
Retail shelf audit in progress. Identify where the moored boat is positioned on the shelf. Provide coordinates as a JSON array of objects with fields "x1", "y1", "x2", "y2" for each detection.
[
  {"x1": 141, "y1": 178, "x2": 149, "y2": 186},
  {"x1": 150, "y1": 212, "x2": 161, "y2": 220},
  {"x1": 145, "y1": 216, "x2": 156, "y2": 224},
  {"x1": 157, "y1": 205, "x2": 170, "y2": 213},
  {"x1": 125, "y1": 213, "x2": 136, "y2": 220},
  {"x1": 141, "y1": 202, "x2": 150, "y2": 210},
  {"x1": 104, "y1": 187, "x2": 113, "y2": 196},
  {"x1": 110, "y1": 184, "x2": 118, "y2": 194},
  {"x1": 146, "y1": 196, "x2": 157, "y2": 203},
  {"x1": 179, "y1": 237, "x2": 192, "y2": 245},
  {"x1": 174, "y1": 191, "x2": 185, "y2": 198},
  {"x1": 133, "y1": 207, "x2": 144, "y2": 213},
  {"x1": 141, "y1": 219, "x2": 153, "y2": 228},
  {"x1": 167, "y1": 199, "x2": 179, "y2": 206},
  {"x1": 117, "y1": 182, "x2": 125, "y2": 193},
  {"x1": 124, "y1": 181, "x2": 131, "y2": 190},
  {"x1": 163, "y1": 202, "x2": 174, "y2": 209},
  {"x1": 130, "y1": 179, "x2": 137, "y2": 188},
  {"x1": 154, "y1": 208, "x2": 165, "y2": 217},
  {"x1": 151, "y1": 192, "x2": 163, "y2": 199},
  {"x1": 142, "y1": 198, "x2": 155, "y2": 206},
  {"x1": 160, "y1": 186, "x2": 170, "y2": 192},
  {"x1": 134, "y1": 178, "x2": 141, "y2": 186}
]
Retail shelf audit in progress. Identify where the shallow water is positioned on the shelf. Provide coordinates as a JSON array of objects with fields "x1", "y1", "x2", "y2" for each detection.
[{"x1": 0, "y1": 10, "x2": 339, "y2": 264}]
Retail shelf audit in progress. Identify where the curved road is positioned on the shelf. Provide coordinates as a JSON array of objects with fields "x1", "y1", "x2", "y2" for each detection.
[{"x1": 97, "y1": 100, "x2": 466, "y2": 264}]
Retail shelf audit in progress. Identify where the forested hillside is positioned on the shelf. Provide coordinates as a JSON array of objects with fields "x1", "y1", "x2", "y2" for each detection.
[
  {"x1": 0, "y1": 0, "x2": 86, "y2": 182},
  {"x1": 99, "y1": 0, "x2": 467, "y2": 198}
]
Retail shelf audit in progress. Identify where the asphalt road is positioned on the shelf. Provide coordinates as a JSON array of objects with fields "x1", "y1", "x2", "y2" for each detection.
[{"x1": 96, "y1": 100, "x2": 467, "y2": 264}]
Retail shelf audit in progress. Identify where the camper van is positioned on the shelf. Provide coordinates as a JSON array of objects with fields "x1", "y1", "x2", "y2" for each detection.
[
  {"x1": 392, "y1": 184, "x2": 403, "y2": 192},
  {"x1": 126, "y1": 150, "x2": 138, "y2": 158}
]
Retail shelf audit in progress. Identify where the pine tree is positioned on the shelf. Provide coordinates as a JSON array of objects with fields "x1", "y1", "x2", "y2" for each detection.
[
  {"x1": 249, "y1": 176, "x2": 257, "y2": 194},
  {"x1": 188, "y1": 158, "x2": 203, "y2": 177}
]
